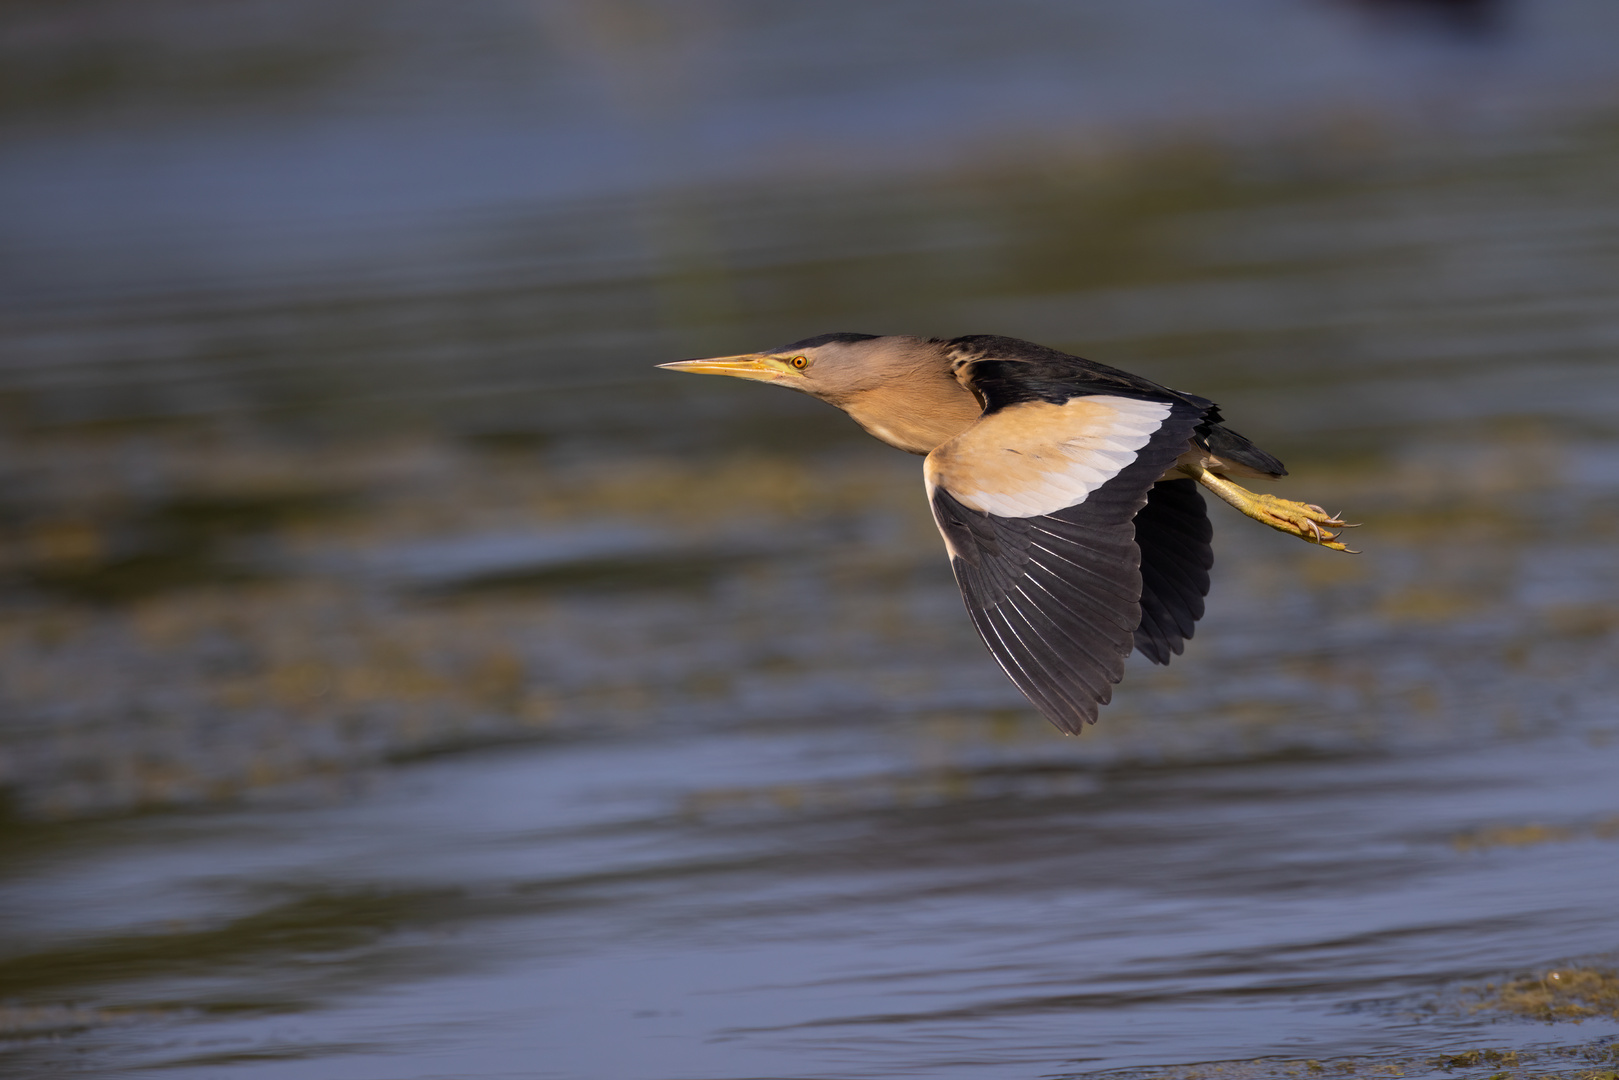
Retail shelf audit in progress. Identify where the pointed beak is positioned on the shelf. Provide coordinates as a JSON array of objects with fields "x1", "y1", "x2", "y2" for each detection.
[{"x1": 657, "y1": 354, "x2": 793, "y2": 382}]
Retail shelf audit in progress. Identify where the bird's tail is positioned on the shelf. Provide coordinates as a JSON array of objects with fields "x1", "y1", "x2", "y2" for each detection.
[{"x1": 1196, "y1": 422, "x2": 1288, "y2": 478}]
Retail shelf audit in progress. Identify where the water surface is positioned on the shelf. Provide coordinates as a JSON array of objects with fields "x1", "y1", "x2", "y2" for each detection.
[{"x1": 3, "y1": 2, "x2": 1619, "y2": 1077}]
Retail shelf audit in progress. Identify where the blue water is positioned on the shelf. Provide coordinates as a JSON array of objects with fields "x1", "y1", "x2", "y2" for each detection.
[{"x1": 3, "y1": 2, "x2": 1619, "y2": 1076}]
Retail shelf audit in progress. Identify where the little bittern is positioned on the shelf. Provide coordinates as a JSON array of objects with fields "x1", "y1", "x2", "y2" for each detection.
[{"x1": 661, "y1": 333, "x2": 1356, "y2": 733}]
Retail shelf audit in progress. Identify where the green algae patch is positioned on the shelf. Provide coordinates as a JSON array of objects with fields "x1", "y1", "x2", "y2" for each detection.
[
  {"x1": 1465, "y1": 967, "x2": 1619, "y2": 1024},
  {"x1": 1451, "y1": 823, "x2": 1576, "y2": 853},
  {"x1": 1433, "y1": 1047, "x2": 1520, "y2": 1069},
  {"x1": 1090, "y1": 1042, "x2": 1619, "y2": 1080},
  {"x1": 1451, "y1": 816, "x2": 1619, "y2": 853}
]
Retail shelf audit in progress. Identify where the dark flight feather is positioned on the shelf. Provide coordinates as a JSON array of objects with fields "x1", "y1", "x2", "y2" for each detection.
[{"x1": 1131, "y1": 478, "x2": 1214, "y2": 665}]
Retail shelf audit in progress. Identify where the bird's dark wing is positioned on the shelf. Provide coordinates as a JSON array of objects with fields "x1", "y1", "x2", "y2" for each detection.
[
  {"x1": 1132, "y1": 477, "x2": 1213, "y2": 665},
  {"x1": 925, "y1": 393, "x2": 1206, "y2": 733}
]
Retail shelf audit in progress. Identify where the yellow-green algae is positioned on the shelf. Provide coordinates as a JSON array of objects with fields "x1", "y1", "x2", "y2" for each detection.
[
  {"x1": 1451, "y1": 818, "x2": 1619, "y2": 854},
  {"x1": 7, "y1": 421, "x2": 1618, "y2": 821},
  {"x1": 1465, "y1": 968, "x2": 1619, "y2": 1024},
  {"x1": 1099, "y1": 1043, "x2": 1618, "y2": 1080},
  {"x1": 1086, "y1": 966, "x2": 1619, "y2": 1080},
  {"x1": 7, "y1": 122, "x2": 1619, "y2": 822}
]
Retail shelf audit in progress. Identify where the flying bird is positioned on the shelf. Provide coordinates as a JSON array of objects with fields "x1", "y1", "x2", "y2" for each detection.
[{"x1": 661, "y1": 334, "x2": 1355, "y2": 733}]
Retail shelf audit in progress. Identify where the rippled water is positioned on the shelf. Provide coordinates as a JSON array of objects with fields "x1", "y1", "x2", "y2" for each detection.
[{"x1": 4, "y1": 2, "x2": 1619, "y2": 1077}]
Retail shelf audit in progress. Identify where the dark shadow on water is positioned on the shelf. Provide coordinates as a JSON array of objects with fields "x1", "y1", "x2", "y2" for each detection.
[
  {"x1": 0, "y1": 886, "x2": 499, "y2": 1005},
  {"x1": 1343, "y1": 0, "x2": 1510, "y2": 37},
  {"x1": 421, "y1": 551, "x2": 763, "y2": 598},
  {"x1": 19, "y1": 490, "x2": 355, "y2": 604}
]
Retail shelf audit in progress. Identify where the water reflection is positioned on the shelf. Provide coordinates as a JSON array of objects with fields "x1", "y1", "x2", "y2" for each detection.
[
  {"x1": 4, "y1": 1, "x2": 1619, "y2": 1077},
  {"x1": 1347, "y1": 0, "x2": 1508, "y2": 36}
]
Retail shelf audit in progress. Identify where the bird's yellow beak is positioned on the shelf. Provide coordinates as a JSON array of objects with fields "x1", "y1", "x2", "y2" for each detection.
[{"x1": 658, "y1": 354, "x2": 804, "y2": 382}]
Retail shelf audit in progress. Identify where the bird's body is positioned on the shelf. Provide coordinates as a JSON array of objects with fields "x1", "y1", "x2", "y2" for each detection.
[{"x1": 661, "y1": 333, "x2": 1354, "y2": 733}]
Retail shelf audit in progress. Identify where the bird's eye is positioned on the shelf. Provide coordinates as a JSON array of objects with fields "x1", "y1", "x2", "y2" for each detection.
[{"x1": 791, "y1": 356, "x2": 807, "y2": 368}]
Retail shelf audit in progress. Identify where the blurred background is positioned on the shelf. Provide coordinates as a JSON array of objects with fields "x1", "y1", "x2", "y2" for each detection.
[{"x1": 3, "y1": 1, "x2": 1619, "y2": 1077}]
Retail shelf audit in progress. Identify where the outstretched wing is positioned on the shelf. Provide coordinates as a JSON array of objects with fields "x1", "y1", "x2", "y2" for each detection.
[
  {"x1": 1132, "y1": 477, "x2": 1213, "y2": 665},
  {"x1": 925, "y1": 393, "x2": 1205, "y2": 733}
]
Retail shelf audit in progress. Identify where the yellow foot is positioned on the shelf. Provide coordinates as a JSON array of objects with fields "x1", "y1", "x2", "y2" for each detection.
[{"x1": 1184, "y1": 467, "x2": 1360, "y2": 552}]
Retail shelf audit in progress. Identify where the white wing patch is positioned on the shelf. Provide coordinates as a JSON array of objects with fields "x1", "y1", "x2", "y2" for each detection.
[{"x1": 924, "y1": 395, "x2": 1172, "y2": 519}]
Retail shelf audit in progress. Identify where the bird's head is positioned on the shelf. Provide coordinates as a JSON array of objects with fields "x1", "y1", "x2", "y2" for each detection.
[
  {"x1": 660, "y1": 333, "x2": 950, "y2": 402},
  {"x1": 659, "y1": 333, "x2": 981, "y2": 453}
]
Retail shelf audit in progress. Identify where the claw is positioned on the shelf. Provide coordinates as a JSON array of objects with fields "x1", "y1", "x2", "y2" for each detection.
[{"x1": 1316, "y1": 532, "x2": 1356, "y2": 553}]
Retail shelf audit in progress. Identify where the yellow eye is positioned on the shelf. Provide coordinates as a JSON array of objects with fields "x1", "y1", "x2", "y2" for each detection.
[{"x1": 791, "y1": 355, "x2": 807, "y2": 368}]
